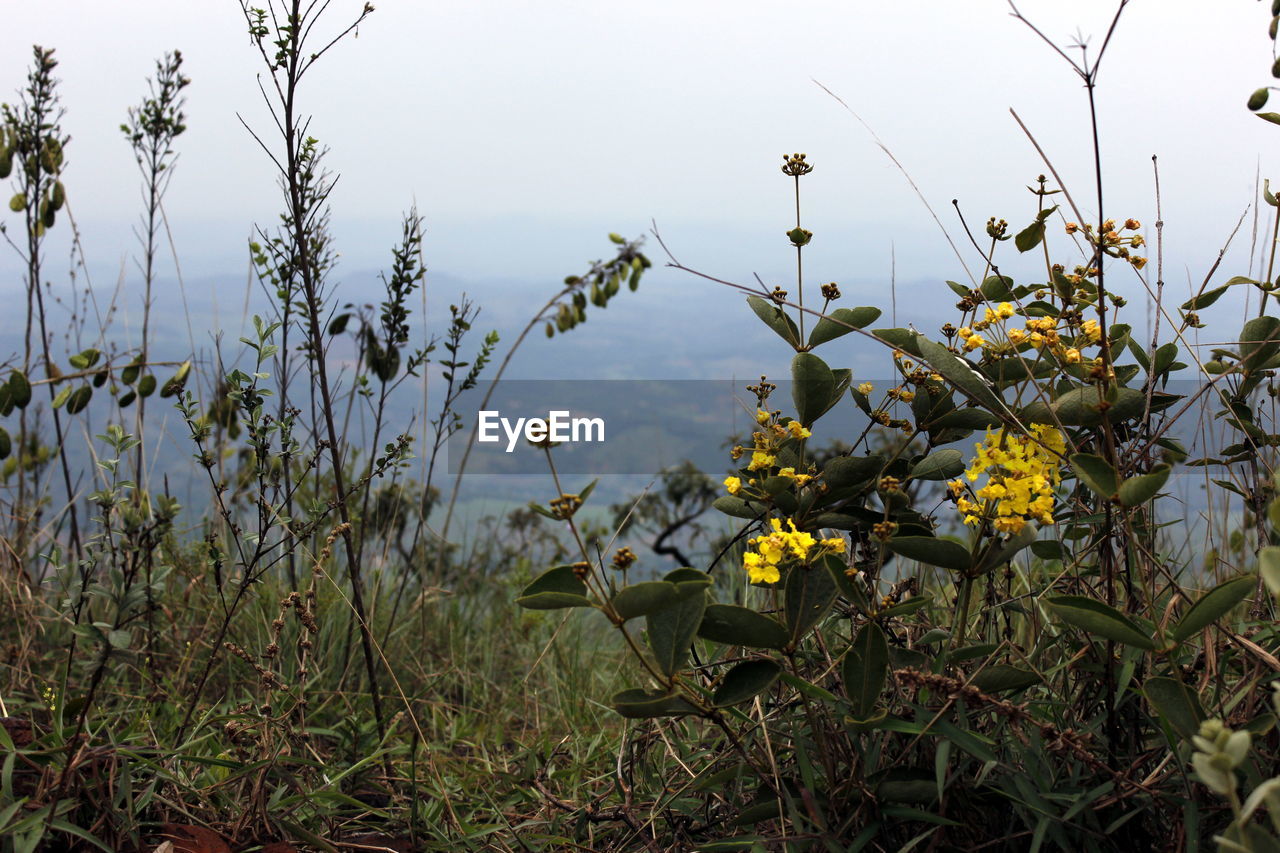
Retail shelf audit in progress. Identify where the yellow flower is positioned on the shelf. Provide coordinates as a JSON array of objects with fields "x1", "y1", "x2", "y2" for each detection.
[
  {"x1": 756, "y1": 409, "x2": 771, "y2": 424},
  {"x1": 964, "y1": 333, "x2": 986, "y2": 351},
  {"x1": 957, "y1": 326, "x2": 973, "y2": 339},
  {"x1": 748, "y1": 451, "x2": 775, "y2": 471},
  {"x1": 960, "y1": 426, "x2": 1064, "y2": 535},
  {"x1": 996, "y1": 302, "x2": 1015, "y2": 319},
  {"x1": 858, "y1": 381, "x2": 874, "y2": 395},
  {"x1": 1131, "y1": 256, "x2": 1148, "y2": 270},
  {"x1": 724, "y1": 476, "x2": 742, "y2": 495},
  {"x1": 1062, "y1": 347, "x2": 1082, "y2": 364},
  {"x1": 743, "y1": 551, "x2": 779, "y2": 584},
  {"x1": 1081, "y1": 319, "x2": 1101, "y2": 342},
  {"x1": 787, "y1": 421, "x2": 811, "y2": 439},
  {"x1": 993, "y1": 516, "x2": 1026, "y2": 534},
  {"x1": 821, "y1": 536, "x2": 846, "y2": 553},
  {"x1": 946, "y1": 479, "x2": 965, "y2": 498},
  {"x1": 778, "y1": 467, "x2": 813, "y2": 486},
  {"x1": 1007, "y1": 328, "x2": 1027, "y2": 344}
]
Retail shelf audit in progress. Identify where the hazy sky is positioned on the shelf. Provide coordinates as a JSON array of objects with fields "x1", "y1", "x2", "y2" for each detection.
[{"x1": 1, "y1": 2, "x2": 1277, "y2": 340}]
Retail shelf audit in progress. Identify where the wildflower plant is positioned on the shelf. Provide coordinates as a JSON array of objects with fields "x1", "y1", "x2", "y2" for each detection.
[{"x1": 516, "y1": 7, "x2": 1280, "y2": 838}]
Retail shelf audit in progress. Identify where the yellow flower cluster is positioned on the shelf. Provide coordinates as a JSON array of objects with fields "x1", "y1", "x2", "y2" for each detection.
[
  {"x1": 742, "y1": 517, "x2": 846, "y2": 584},
  {"x1": 726, "y1": 410, "x2": 816, "y2": 498},
  {"x1": 952, "y1": 425, "x2": 1065, "y2": 535}
]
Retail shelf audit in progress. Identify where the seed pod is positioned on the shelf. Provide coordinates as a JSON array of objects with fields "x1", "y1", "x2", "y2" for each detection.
[
  {"x1": 0, "y1": 151, "x2": 11, "y2": 180},
  {"x1": 42, "y1": 202, "x2": 55, "y2": 230},
  {"x1": 92, "y1": 368, "x2": 108, "y2": 388},
  {"x1": 117, "y1": 389, "x2": 137, "y2": 408},
  {"x1": 1272, "y1": 15, "x2": 1279, "y2": 40},
  {"x1": 544, "y1": 321, "x2": 554, "y2": 338},
  {"x1": 8, "y1": 193, "x2": 25, "y2": 213},
  {"x1": 1250, "y1": 88, "x2": 1270, "y2": 111},
  {"x1": 0, "y1": 426, "x2": 10, "y2": 460},
  {"x1": 1273, "y1": 0, "x2": 1280, "y2": 16},
  {"x1": 50, "y1": 180, "x2": 65, "y2": 211},
  {"x1": 138, "y1": 374, "x2": 157, "y2": 398}
]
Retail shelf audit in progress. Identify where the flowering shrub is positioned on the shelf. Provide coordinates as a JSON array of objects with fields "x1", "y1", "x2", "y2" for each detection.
[
  {"x1": 511, "y1": 7, "x2": 1280, "y2": 848},
  {"x1": 516, "y1": 131, "x2": 1280, "y2": 847}
]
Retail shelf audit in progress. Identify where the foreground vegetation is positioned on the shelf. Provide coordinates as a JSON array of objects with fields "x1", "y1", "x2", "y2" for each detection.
[{"x1": 4, "y1": 2, "x2": 1280, "y2": 851}]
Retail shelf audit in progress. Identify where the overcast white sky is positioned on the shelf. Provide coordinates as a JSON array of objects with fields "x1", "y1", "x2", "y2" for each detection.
[{"x1": 1, "y1": 2, "x2": 1277, "y2": 321}]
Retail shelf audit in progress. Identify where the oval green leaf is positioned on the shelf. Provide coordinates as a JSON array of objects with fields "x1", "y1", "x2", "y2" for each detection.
[
  {"x1": 697, "y1": 604, "x2": 789, "y2": 650},
  {"x1": 1045, "y1": 595, "x2": 1156, "y2": 649},
  {"x1": 713, "y1": 659, "x2": 783, "y2": 707},
  {"x1": 515, "y1": 564, "x2": 593, "y2": 610},
  {"x1": 887, "y1": 536, "x2": 971, "y2": 573},
  {"x1": 1169, "y1": 575, "x2": 1256, "y2": 644}
]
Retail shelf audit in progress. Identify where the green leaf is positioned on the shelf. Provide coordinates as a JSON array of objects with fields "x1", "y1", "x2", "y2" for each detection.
[
  {"x1": 1261, "y1": 547, "x2": 1280, "y2": 597},
  {"x1": 713, "y1": 496, "x2": 766, "y2": 520},
  {"x1": 137, "y1": 374, "x2": 157, "y2": 398},
  {"x1": 843, "y1": 621, "x2": 889, "y2": 718},
  {"x1": 1143, "y1": 676, "x2": 1205, "y2": 740},
  {"x1": 698, "y1": 604, "x2": 789, "y2": 650},
  {"x1": 822, "y1": 454, "x2": 883, "y2": 488},
  {"x1": 908, "y1": 448, "x2": 963, "y2": 481},
  {"x1": 160, "y1": 361, "x2": 191, "y2": 398},
  {"x1": 1118, "y1": 464, "x2": 1171, "y2": 507},
  {"x1": 1169, "y1": 575, "x2": 1256, "y2": 643},
  {"x1": 68, "y1": 348, "x2": 101, "y2": 370},
  {"x1": 8, "y1": 371, "x2": 31, "y2": 409},
  {"x1": 886, "y1": 536, "x2": 971, "y2": 573},
  {"x1": 807, "y1": 306, "x2": 881, "y2": 347},
  {"x1": 610, "y1": 581, "x2": 684, "y2": 621},
  {"x1": 515, "y1": 565, "x2": 593, "y2": 610},
  {"x1": 65, "y1": 384, "x2": 92, "y2": 415},
  {"x1": 925, "y1": 408, "x2": 1002, "y2": 430},
  {"x1": 610, "y1": 688, "x2": 697, "y2": 718},
  {"x1": 791, "y1": 351, "x2": 836, "y2": 426},
  {"x1": 916, "y1": 337, "x2": 1004, "y2": 414},
  {"x1": 713, "y1": 659, "x2": 782, "y2": 707},
  {"x1": 1181, "y1": 282, "x2": 1240, "y2": 311},
  {"x1": 1013, "y1": 208, "x2": 1054, "y2": 252},
  {"x1": 646, "y1": 575, "x2": 707, "y2": 677},
  {"x1": 1044, "y1": 595, "x2": 1155, "y2": 649},
  {"x1": 972, "y1": 521, "x2": 1039, "y2": 575},
  {"x1": 1070, "y1": 453, "x2": 1118, "y2": 499},
  {"x1": 1241, "y1": 315, "x2": 1280, "y2": 371},
  {"x1": 971, "y1": 664, "x2": 1041, "y2": 693},
  {"x1": 1031, "y1": 540, "x2": 1065, "y2": 560},
  {"x1": 872, "y1": 327, "x2": 923, "y2": 357},
  {"x1": 784, "y1": 561, "x2": 838, "y2": 645},
  {"x1": 1030, "y1": 386, "x2": 1146, "y2": 426},
  {"x1": 664, "y1": 566, "x2": 713, "y2": 596},
  {"x1": 51, "y1": 384, "x2": 72, "y2": 409},
  {"x1": 747, "y1": 295, "x2": 799, "y2": 348},
  {"x1": 879, "y1": 594, "x2": 933, "y2": 619},
  {"x1": 980, "y1": 274, "x2": 1015, "y2": 300}
]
